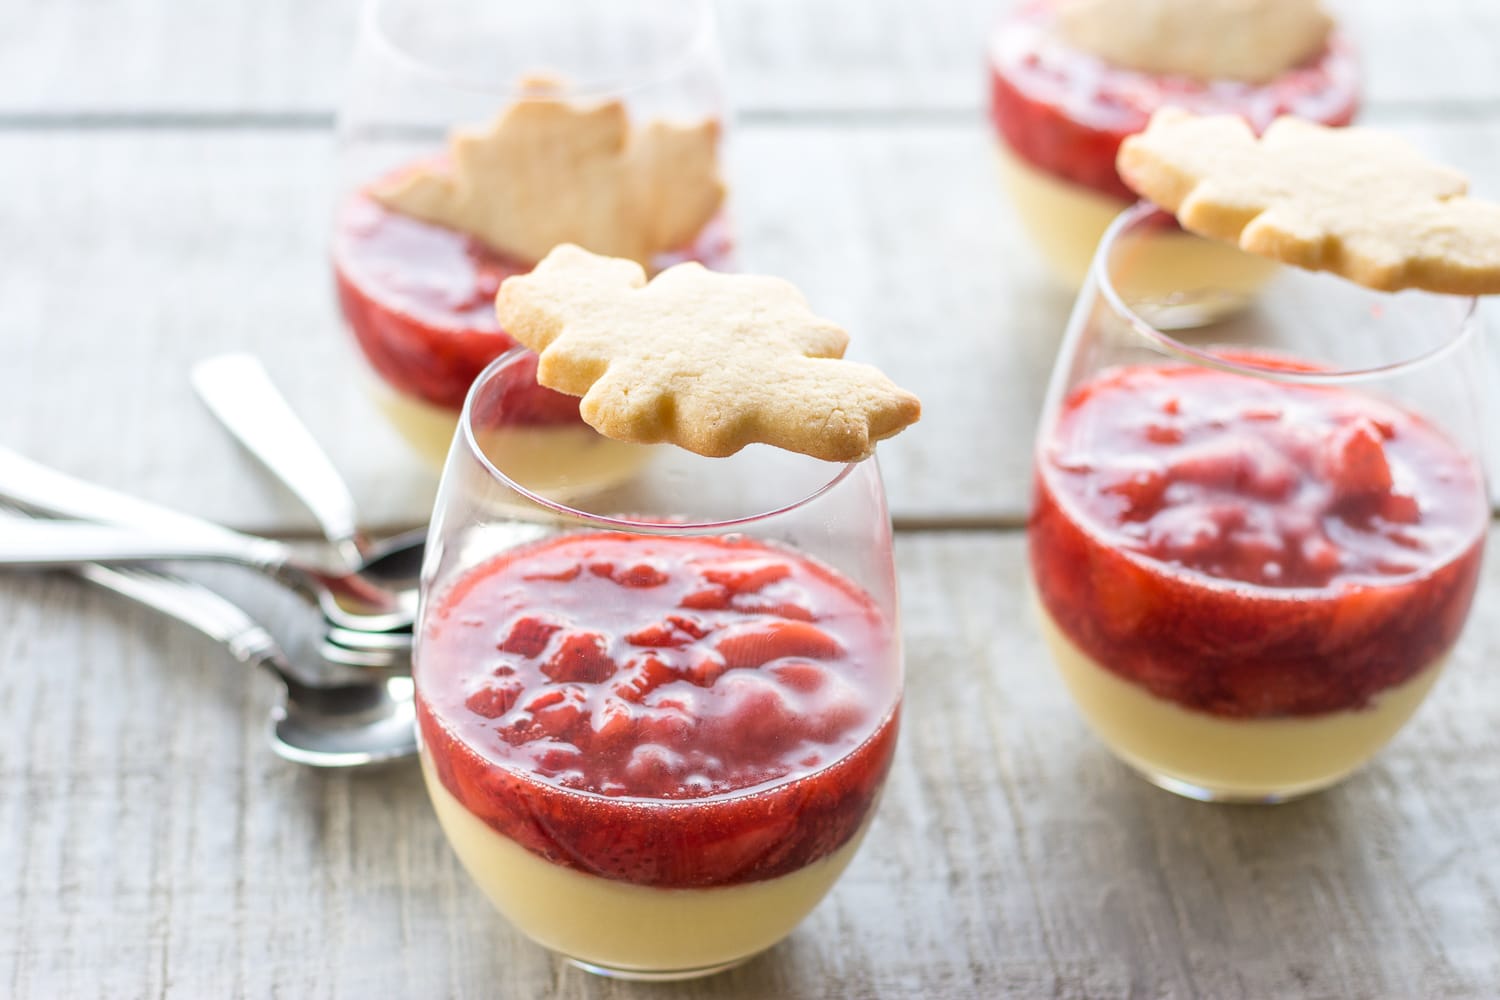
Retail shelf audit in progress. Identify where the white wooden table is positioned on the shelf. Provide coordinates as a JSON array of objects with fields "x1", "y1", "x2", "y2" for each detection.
[{"x1": 4, "y1": 2, "x2": 1500, "y2": 996}]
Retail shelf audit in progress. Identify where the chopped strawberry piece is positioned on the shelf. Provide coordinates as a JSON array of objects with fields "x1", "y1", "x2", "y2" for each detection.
[
  {"x1": 1103, "y1": 467, "x2": 1167, "y2": 518},
  {"x1": 713, "y1": 673, "x2": 802, "y2": 749},
  {"x1": 623, "y1": 744, "x2": 688, "y2": 794},
  {"x1": 522, "y1": 564, "x2": 581, "y2": 583},
  {"x1": 635, "y1": 704, "x2": 696, "y2": 747},
  {"x1": 522, "y1": 689, "x2": 565, "y2": 713},
  {"x1": 1381, "y1": 493, "x2": 1421, "y2": 524},
  {"x1": 730, "y1": 599, "x2": 815, "y2": 621},
  {"x1": 770, "y1": 661, "x2": 829, "y2": 693},
  {"x1": 715, "y1": 620, "x2": 844, "y2": 669},
  {"x1": 464, "y1": 679, "x2": 524, "y2": 719},
  {"x1": 1165, "y1": 438, "x2": 1297, "y2": 500},
  {"x1": 589, "y1": 698, "x2": 637, "y2": 752},
  {"x1": 700, "y1": 559, "x2": 792, "y2": 594},
  {"x1": 498, "y1": 616, "x2": 563, "y2": 658},
  {"x1": 683, "y1": 654, "x2": 729, "y2": 688},
  {"x1": 532, "y1": 741, "x2": 584, "y2": 774},
  {"x1": 590, "y1": 561, "x2": 670, "y2": 587},
  {"x1": 680, "y1": 586, "x2": 730, "y2": 610},
  {"x1": 612, "y1": 654, "x2": 678, "y2": 703},
  {"x1": 625, "y1": 614, "x2": 713, "y2": 648},
  {"x1": 1325, "y1": 418, "x2": 1395, "y2": 501},
  {"x1": 615, "y1": 563, "x2": 670, "y2": 587},
  {"x1": 541, "y1": 631, "x2": 618, "y2": 683},
  {"x1": 529, "y1": 686, "x2": 588, "y2": 741}
]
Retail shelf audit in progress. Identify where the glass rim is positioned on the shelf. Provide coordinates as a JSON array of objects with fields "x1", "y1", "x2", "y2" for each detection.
[
  {"x1": 360, "y1": 0, "x2": 718, "y2": 101},
  {"x1": 1092, "y1": 201, "x2": 1483, "y2": 384},
  {"x1": 458, "y1": 348, "x2": 864, "y2": 532}
]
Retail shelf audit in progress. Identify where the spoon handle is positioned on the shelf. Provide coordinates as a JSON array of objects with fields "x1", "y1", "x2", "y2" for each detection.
[
  {"x1": 76, "y1": 562, "x2": 371, "y2": 688},
  {"x1": 76, "y1": 562, "x2": 293, "y2": 676},
  {"x1": 0, "y1": 444, "x2": 272, "y2": 548},
  {"x1": 0, "y1": 519, "x2": 292, "y2": 571},
  {"x1": 191, "y1": 354, "x2": 368, "y2": 571}
]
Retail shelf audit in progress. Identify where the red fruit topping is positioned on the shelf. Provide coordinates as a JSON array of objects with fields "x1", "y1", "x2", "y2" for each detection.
[
  {"x1": 464, "y1": 679, "x2": 523, "y2": 719},
  {"x1": 701, "y1": 559, "x2": 793, "y2": 593},
  {"x1": 1165, "y1": 437, "x2": 1297, "y2": 500},
  {"x1": 733, "y1": 600, "x2": 816, "y2": 621},
  {"x1": 710, "y1": 672, "x2": 802, "y2": 749},
  {"x1": 591, "y1": 695, "x2": 637, "y2": 739},
  {"x1": 499, "y1": 615, "x2": 564, "y2": 657},
  {"x1": 332, "y1": 178, "x2": 734, "y2": 414},
  {"x1": 541, "y1": 632, "x2": 617, "y2": 684},
  {"x1": 987, "y1": 1, "x2": 1359, "y2": 200},
  {"x1": 1031, "y1": 361, "x2": 1485, "y2": 718},
  {"x1": 1324, "y1": 417, "x2": 1396, "y2": 504},
  {"x1": 527, "y1": 685, "x2": 589, "y2": 740},
  {"x1": 416, "y1": 533, "x2": 901, "y2": 887},
  {"x1": 523, "y1": 564, "x2": 582, "y2": 583},
  {"x1": 612, "y1": 654, "x2": 679, "y2": 703},
  {"x1": 771, "y1": 661, "x2": 830, "y2": 694},
  {"x1": 715, "y1": 620, "x2": 845, "y2": 669},
  {"x1": 625, "y1": 613, "x2": 711, "y2": 648},
  {"x1": 679, "y1": 586, "x2": 730, "y2": 610}
]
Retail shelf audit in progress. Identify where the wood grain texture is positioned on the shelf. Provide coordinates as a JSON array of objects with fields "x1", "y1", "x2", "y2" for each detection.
[
  {"x1": 4, "y1": 532, "x2": 1500, "y2": 998},
  {"x1": 1, "y1": 0, "x2": 1499, "y2": 118},
  {"x1": 0, "y1": 123, "x2": 1061, "y2": 532},
  {"x1": 4, "y1": 120, "x2": 1497, "y2": 534}
]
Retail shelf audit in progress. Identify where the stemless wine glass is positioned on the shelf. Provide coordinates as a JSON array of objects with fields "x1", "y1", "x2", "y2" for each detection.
[
  {"x1": 1029, "y1": 204, "x2": 1488, "y2": 803},
  {"x1": 985, "y1": 0, "x2": 1359, "y2": 288},
  {"x1": 413, "y1": 350, "x2": 904, "y2": 980},
  {"x1": 331, "y1": 0, "x2": 732, "y2": 464}
]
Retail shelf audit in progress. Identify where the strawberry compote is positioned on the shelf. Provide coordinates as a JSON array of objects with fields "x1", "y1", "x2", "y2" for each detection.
[
  {"x1": 332, "y1": 183, "x2": 734, "y2": 414},
  {"x1": 987, "y1": 1, "x2": 1359, "y2": 202},
  {"x1": 1030, "y1": 357, "x2": 1486, "y2": 800},
  {"x1": 416, "y1": 532, "x2": 899, "y2": 913},
  {"x1": 985, "y1": 1, "x2": 1357, "y2": 285},
  {"x1": 1032, "y1": 361, "x2": 1486, "y2": 720}
]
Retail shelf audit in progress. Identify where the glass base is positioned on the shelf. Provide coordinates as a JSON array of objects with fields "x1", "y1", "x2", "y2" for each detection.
[
  {"x1": 1132, "y1": 766, "x2": 1333, "y2": 805},
  {"x1": 565, "y1": 953, "x2": 754, "y2": 981}
]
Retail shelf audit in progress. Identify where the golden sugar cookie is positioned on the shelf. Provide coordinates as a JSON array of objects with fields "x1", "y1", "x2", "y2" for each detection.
[{"x1": 496, "y1": 245, "x2": 921, "y2": 462}]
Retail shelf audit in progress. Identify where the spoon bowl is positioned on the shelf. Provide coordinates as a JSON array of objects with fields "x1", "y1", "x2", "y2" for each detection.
[
  {"x1": 273, "y1": 675, "x2": 418, "y2": 767},
  {"x1": 71, "y1": 560, "x2": 418, "y2": 767}
]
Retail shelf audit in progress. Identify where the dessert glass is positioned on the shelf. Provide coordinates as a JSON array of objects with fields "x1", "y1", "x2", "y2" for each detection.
[
  {"x1": 413, "y1": 350, "x2": 904, "y2": 979},
  {"x1": 986, "y1": 0, "x2": 1358, "y2": 288},
  {"x1": 331, "y1": 0, "x2": 733, "y2": 465},
  {"x1": 1028, "y1": 204, "x2": 1488, "y2": 802}
]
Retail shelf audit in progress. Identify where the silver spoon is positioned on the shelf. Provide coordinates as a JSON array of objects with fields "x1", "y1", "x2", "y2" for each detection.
[
  {"x1": 190, "y1": 353, "x2": 417, "y2": 670},
  {"x1": 74, "y1": 562, "x2": 416, "y2": 767},
  {"x1": 191, "y1": 354, "x2": 370, "y2": 573},
  {"x1": 0, "y1": 446, "x2": 415, "y2": 633}
]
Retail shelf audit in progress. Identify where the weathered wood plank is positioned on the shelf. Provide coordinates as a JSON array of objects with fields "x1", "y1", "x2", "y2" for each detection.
[
  {"x1": 1, "y1": 0, "x2": 1498, "y2": 118},
  {"x1": 0, "y1": 124, "x2": 1057, "y2": 532},
  {"x1": 4, "y1": 531, "x2": 1500, "y2": 997},
  {"x1": 4, "y1": 120, "x2": 1500, "y2": 534}
]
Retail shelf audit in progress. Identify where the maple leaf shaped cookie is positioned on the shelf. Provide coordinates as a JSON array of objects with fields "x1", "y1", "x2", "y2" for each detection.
[
  {"x1": 1118, "y1": 108, "x2": 1500, "y2": 294},
  {"x1": 371, "y1": 99, "x2": 724, "y2": 267},
  {"x1": 495, "y1": 245, "x2": 921, "y2": 462}
]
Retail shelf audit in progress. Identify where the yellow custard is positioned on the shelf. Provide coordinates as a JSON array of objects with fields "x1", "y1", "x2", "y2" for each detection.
[{"x1": 1034, "y1": 602, "x2": 1443, "y2": 800}]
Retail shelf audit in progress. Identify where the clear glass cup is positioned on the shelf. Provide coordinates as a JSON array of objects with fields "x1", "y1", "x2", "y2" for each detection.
[
  {"x1": 1028, "y1": 204, "x2": 1488, "y2": 802},
  {"x1": 985, "y1": 1, "x2": 1358, "y2": 288},
  {"x1": 331, "y1": 0, "x2": 733, "y2": 465},
  {"x1": 413, "y1": 350, "x2": 904, "y2": 979}
]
